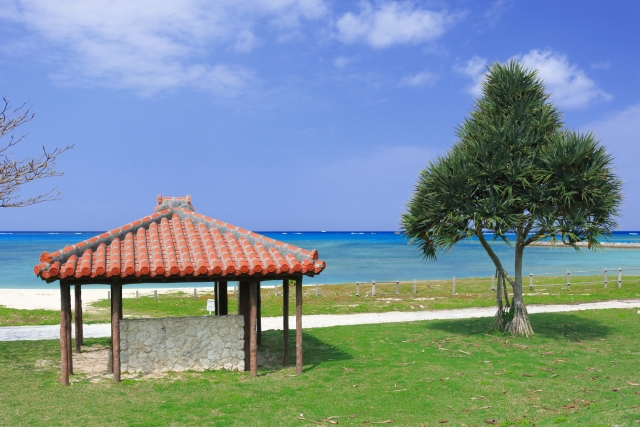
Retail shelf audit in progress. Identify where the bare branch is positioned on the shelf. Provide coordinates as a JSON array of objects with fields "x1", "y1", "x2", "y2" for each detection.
[{"x1": 0, "y1": 98, "x2": 73, "y2": 208}]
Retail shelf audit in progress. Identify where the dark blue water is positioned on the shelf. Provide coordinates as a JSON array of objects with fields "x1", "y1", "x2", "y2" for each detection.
[{"x1": 1, "y1": 231, "x2": 639, "y2": 289}]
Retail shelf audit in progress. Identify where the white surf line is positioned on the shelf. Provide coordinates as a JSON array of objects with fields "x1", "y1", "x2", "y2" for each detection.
[{"x1": 1, "y1": 299, "x2": 639, "y2": 342}]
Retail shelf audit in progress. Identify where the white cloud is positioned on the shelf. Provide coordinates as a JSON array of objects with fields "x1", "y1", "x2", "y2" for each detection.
[
  {"x1": 591, "y1": 61, "x2": 610, "y2": 70},
  {"x1": 0, "y1": 0, "x2": 328, "y2": 95},
  {"x1": 455, "y1": 49, "x2": 611, "y2": 109},
  {"x1": 453, "y1": 55, "x2": 487, "y2": 96},
  {"x1": 335, "y1": 1, "x2": 459, "y2": 48},
  {"x1": 400, "y1": 69, "x2": 437, "y2": 87},
  {"x1": 333, "y1": 56, "x2": 355, "y2": 68},
  {"x1": 586, "y1": 104, "x2": 640, "y2": 230}
]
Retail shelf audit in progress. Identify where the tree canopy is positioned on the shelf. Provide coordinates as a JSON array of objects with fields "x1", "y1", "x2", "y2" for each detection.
[{"x1": 402, "y1": 61, "x2": 623, "y2": 336}]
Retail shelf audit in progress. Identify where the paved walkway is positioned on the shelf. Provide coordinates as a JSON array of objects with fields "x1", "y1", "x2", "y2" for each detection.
[{"x1": 2, "y1": 299, "x2": 639, "y2": 342}]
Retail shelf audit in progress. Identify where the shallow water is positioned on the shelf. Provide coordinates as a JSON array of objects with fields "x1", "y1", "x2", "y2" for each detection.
[{"x1": 1, "y1": 231, "x2": 639, "y2": 289}]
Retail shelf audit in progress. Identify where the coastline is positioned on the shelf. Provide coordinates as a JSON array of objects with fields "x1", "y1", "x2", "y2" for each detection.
[{"x1": 529, "y1": 241, "x2": 640, "y2": 249}]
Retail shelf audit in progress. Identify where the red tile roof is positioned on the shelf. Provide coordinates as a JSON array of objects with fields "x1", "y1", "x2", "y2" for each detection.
[{"x1": 34, "y1": 196, "x2": 326, "y2": 282}]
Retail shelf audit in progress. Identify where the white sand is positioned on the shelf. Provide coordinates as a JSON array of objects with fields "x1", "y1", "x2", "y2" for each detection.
[{"x1": 0, "y1": 287, "x2": 217, "y2": 311}]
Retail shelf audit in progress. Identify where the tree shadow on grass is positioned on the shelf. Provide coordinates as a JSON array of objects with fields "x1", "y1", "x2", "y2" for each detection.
[
  {"x1": 426, "y1": 312, "x2": 612, "y2": 341},
  {"x1": 258, "y1": 330, "x2": 352, "y2": 374}
]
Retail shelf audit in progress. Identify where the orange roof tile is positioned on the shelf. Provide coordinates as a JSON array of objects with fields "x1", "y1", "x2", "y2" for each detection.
[{"x1": 34, "y1": 196, "x2": 325, "y2": 282}]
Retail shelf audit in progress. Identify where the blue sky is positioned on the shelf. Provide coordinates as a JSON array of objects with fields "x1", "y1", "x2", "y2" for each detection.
[{"x1": 0, "y1": 0, "x2": 638, "y2": 231}]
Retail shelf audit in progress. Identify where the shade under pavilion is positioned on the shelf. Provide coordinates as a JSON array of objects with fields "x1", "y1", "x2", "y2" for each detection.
[{"x1": 33, "y1": 195, "x2": 326, "y2": 385}]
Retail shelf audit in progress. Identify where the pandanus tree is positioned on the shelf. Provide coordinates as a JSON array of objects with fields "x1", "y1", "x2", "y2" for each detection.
[{"x1": 402, "y1": 61, "x2": 622, "y2": 336}]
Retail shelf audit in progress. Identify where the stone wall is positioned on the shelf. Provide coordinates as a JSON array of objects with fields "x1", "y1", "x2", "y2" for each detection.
[{"x1": 120, "y1": 316, "x2": 245, "y2": 373}]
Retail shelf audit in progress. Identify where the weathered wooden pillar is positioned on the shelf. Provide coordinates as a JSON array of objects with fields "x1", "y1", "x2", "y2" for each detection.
[
  {"x1": 282, "y1": 279, "x2": 289, "y2": 366},
  {"x1": 214, "y1": 281, "x2": 219, "y2": 315},
  {"x1": 111, "y1": 283, "x2": 122, "y2": 383},
  {"x1": 238, "y1": 281, "x2": 250, "y2": 370},
  {"x1": 257, "y1": 283, "x2": 262, "y2": 346},
  {"x1": 295, "y1": 276, "x2": 303, "y2": 374},
  {"x1": 63, "y1": 282, "x2": 73, "y2": 376},
  {"x1": 218, "y1": 281, "x2": 228, "y2": 316},
  {"x1": 74, "y1": 284, "x2": 83, "y2": 352},
  {"x1": 249, "y1": 280, "x2": 258, "y2": 377},
  {"x1": 59, "y1": 282, "x2": 70, "y2": 386}
]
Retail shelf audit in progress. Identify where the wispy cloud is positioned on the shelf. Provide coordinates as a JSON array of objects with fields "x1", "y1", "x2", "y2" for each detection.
[
  {"x1": 333, "y1": 56, "x2": 356, "y2": 68},
  {"x1": 0, "y1": 0, "x2": 328, "y2": 96},
  {"x1": 400, "y1": 69, "x2": 437, "y2": 87},
  {"x1": 335, "y1": 1, "x2": 461, "y2": 49},
  {"x1": 454, "y1": 49, "x2": 611, "y2": 109},
  {"x1": 591, "y1": 61, "x2": 610, "y2": 70}
]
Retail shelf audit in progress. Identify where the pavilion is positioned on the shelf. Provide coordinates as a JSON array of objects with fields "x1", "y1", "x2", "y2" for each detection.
[{"x1": 33, "y1": 195, "x2": 326, "y2": 385}]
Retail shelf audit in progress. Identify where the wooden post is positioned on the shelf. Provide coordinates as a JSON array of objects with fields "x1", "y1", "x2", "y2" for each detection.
[
  {"x1": 315, "y1": 283, "x2": 319, "y2": 297},
  {"x1": 111, "y1": 283, "x2": 122, "y2": 383},
  {"x1": 257, "y1": 283, "x2": 262, "y2": 346},
  {"x1": 214, "y1": 282, "x2": 219, "y2": 315},
  {"x1": 154, "y1": 290, "x2": 157, "y2": 302},
  {"x1": 59, "y1": 282, "x2": 70, "y2": 386},
  {"x1": 567, "y1": 270, "x2": 571, "y2": 289},
  {"x1": 238, "y1": 281, "x2": 250, "y2": 370},
  {"x1": 218, "y1": 281, "x2": 228, "y2": 315},
  {"x1": 356, "y1": 281, "x2": 360, "y2": 297},
  {"x1": 618, "y1": 267, "x2": 622, "y2": 288},
  {"x1": 108, "y1": 290, "x2": 111, "y2": 300},
  {"x1": 604, "y1": 268, "x2": 608, "y2": 288},
  {"x1": 249, "y1": 281, "x2": 258, "y2": 377},
  {"x1": 64, "y1": 283, "x2": 73, "y2": 376},
  {"x1": 74, "y1": 284, "x2": 83, "y2": 351},
  {"x1": 234, "y1": 284, "x2": 237, "y2": 299},
  {"x1": 452, "y1": 276, "x2": 456, "y2": 294},
  {"x1": 491, "y1": 276, "x2": 495, "y2": 292},
  {"x1": 295, "y1": 277, "x2": 303, "y2": 374},
  {"x1": 274, "y1": 284, "x2": 279, "y2": 297},
  {"x1": 135, "y1": 290, "x2": 139, "y2": 302},
  {"x1": 193, "y1": 288, "x2": 197, "y2": 301},
  {"x1": 395, "y1": 280, "x2": 399, "y2": 295},
  {"x1": 413, "y1": 279, "x2": 416, "y2": 295},
  {"x1": 372, "y1": 280, "x2": 376, "y2": 297},
  {"x1": 283, "y1": 279, "x2": 289, "y2": 367},
  {"x1": 529, "y1": 273, "x2": 533, "y2": 290}
]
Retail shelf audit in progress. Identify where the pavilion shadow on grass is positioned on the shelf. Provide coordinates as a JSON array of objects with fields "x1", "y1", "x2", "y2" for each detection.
[{"x1": 33, "y1": 196, "x2": 326, "y2": 385}]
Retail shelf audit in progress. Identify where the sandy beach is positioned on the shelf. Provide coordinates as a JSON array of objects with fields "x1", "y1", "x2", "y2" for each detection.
[{"x1": 0, "y1": 287, "x2": 217, "y2": 311}]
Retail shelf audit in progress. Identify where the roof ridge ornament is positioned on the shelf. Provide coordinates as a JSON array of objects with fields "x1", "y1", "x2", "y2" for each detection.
[{"x1": 155, "y1": 195, "x2": 194, "y2": 212}]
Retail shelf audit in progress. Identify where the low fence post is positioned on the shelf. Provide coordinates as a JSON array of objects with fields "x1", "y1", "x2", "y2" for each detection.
[
  {"x1": 395, "y1": 280, "x2": 399, "y2": 295},
  {"x1": 136, "y1": 290, "x2": 139, "y2": 301},
  {"x1": 234, "y1": 285, "x2": 237, "y2": 298},
  {"x1": 618, "y1": 267, "x2": 622, "y2": 288},
  {"x1": 274, "y1": 284, "x2": 279, "y2": 296},
  {"x1": 108, "y1": 290, "x2": 111, "y2": 300},
  {"x1": 372, "y1": 280, "x2": 376, "y2": 297},
  {"x1": 604, "y1": 268, "x2": 608, "y2": 288},
  {"x1": 566, "y1": 270, "x2": 571, "y2": 289},
  {"x1": 154, "y1": 290, "x2": 158, "y2": 302},
  {"x1": 356, "y1": 281, "x2": 360, "y2": 297},
  {"x1": 315, "y1": 283, "x2": 319, "y2": 297},
  {"x1": 491, "y1": 276, "x2": 494, "y2": 292},
  {"x1": 413, "y1": 279, "x2": 417, "y2": 295},
  {"x1": 529, "y1": 273, "x2": 533, "y2": 290},
  {"x1": 452, "y1": 276, "x2": 456, "y2": 294}
]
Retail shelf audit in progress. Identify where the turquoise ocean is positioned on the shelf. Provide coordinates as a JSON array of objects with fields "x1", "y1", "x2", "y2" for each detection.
[{"x1": 1, "y1": 231, "x2": 639, "y2": 289}]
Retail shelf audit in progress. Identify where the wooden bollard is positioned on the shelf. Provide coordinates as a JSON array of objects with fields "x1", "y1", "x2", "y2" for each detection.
[
  {"x1": 618, "y1": 267, "x2": 622, "y2": 288},
  {"x1": 315, "y1": 283, "x2": 319, "y2": 297},
  {"x1": 491, "y1": 276, "x2": 494, "y2": 292},
  {"x1": 604, "y1": 268, "x2": 608, "y2": 288},
  {"x1": 154, "y1": 290, "x2": 158, "y2": 302},
  {"x1": 136, "y1": 290, "x2": 139, "y2": 301},
  {"x1": 395, "y1": 280, "x2": 399, "y2": 295},
  {"x1": 452, "y1": 276, "x2": 456, "y2": 294},
  {"x1": 108, "y1": 290, "x2": 111, "y2": 300},
  {"x1": 413, "y1": 279, "x2": 417, "y2": 295},
  {"x1": 529, "y1": 273, "x2": 533, "y2": 290},
  {"x1": 194, "y1": 288, "x2": 197, "y2": 301},
  {"x1": 274, "y1": 284, "x2": 279, "y2": 296},
  {"x1": 372, "y1": 280, "x2": 376, "y2": 297},
  {"x1": 356, "y1": 281, "x2": 360, "y2": 297},
  {"x1": 567, "y1": 270, "x2": 571, "y2": 289},
  {"x1": 234, "y1": 285, "x2": 237, "y2": 298}
]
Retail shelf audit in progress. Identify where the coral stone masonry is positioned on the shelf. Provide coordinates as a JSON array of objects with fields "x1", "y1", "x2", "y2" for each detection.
[{"x1": 120, "y1": 316, "x2": 245, "y2": 373}]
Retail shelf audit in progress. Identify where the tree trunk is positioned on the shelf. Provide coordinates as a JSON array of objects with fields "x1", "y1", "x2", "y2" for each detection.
[
  {"x1": 504, "y1": 242, "x2": 534, "y2": 337},
  {"x1": 492, "y1": 272, "x2": 506, "y2": 331}
]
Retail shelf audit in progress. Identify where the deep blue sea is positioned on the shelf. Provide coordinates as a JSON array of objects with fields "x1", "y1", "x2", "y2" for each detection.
[{"x1": 1, "y1": 231, "x2": 640, "y2": 289}]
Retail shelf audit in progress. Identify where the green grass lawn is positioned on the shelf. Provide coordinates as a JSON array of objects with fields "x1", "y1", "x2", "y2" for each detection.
[
  {"x1": 1, "y1": 309, "x2": 639, "y2": 426},
  {"x1": 2, "y1": 275, "x2": 640, "y2": 327}
]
